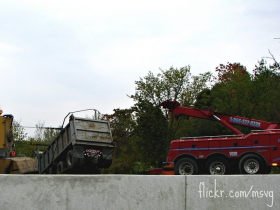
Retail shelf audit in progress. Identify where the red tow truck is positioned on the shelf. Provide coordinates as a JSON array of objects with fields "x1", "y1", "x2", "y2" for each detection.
[{"x1": 160, "y1": 100, "x2": 280, "y2": 175}]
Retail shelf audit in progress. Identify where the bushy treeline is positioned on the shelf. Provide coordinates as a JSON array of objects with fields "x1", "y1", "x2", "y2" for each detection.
[
  {"x1": 13, "y1": 121, "x2": 60, "y2": 158},
  {"x1": 103, "y1": 59, "x2": 280, "y2": 174}
]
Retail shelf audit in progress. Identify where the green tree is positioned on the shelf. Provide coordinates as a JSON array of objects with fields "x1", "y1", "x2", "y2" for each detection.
[
  {"x1": 252, "y1": 59, "x2": 280, "y2": 122},
  {"x1": 31, "y1": 121, "x2": 61, "y2": 153},
  {"x1": 33, "y1": 121, "x2": 60, "y2": 144},
  {"x1": 123, "y1": 66, "x2": 213, "y2": 172},
  {"x1": 13, "y1": 120, "x2": 60, "y2": 158},
  {"x1": 194, "y1": 60, "x2": 280, "y2": 136},
  {"x1": 133, "y1": 100, "x2": 168, "y2": 168},
  {"x1": 13, "y1": 120, "x2": 31, "y2": 157},
  {"x1": 130, "y1": 66, "x2": 212, "y2": 142},
  {"x1": 211, "y1": 62, "x2": 253, "y2": 116},
  {"x1": 102, "y1": 108, "x2": 140, "y2": 174},
  {"x1": 130, "y1": 66, "x2": 212, "y2": 107},
  {"x1": 205, "y1": 63, "x2": 253, "y2": 135},
  {"x1": 208, "y1": 60, "x2": 280, "y2": 123},
  {"x1": 13, "y1": 120, "x2": 27, "y2": 142}
]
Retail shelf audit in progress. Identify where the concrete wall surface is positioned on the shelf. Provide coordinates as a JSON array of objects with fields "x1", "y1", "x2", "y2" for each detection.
[{"x1": 0, "y1": 175, "x2": 279, "y2": 210}]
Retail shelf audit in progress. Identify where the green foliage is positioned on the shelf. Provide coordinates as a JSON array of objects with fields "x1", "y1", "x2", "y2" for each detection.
[
  {"x1": 130, "y1": 66, "x2": 213, "y2": 147},
  {"x1": 13, "y1": 120, "x2": 27, "y2": 142},
  {"x1": 271, "y1": 167, "x2": 280, "y2": 174},
  {"x1": 194, "y1": 60, "x2": 280, "y2": 135},
  {"x1": 181, "y1": 71, "x2": 213, "y2": 107},
  {"x1": 13, "y1": 120, "x2": 60, "y2": 158},
  {"x1": 207, "y1": 60, "x2": 280, "y2": 122},
  {"x1": 102, "y1": 108, "x2": 140, "y2": 174},
  {"x1": 114, "y1": 66, "x2": 213, "y2": 172},
  {"x1": 104, "y1": 65, "x2": 213, "y2": 173},
  {"x1": 133, "y1": 100, "x2": 168, "y2": 168},
  {"x1": 194, "y1": 88, "x2": 212, "y2": 109},
  {"x1": 251, "y1": 59, "x2": 280, "y2": 122},
  {"x1": 211, "y1": 63, "x2": 253, "y2": 116},
  {"x1": 13, "y1": 120, "x2": 32, "y2": 157},
  {"x1": 33, "y1": 121, "x2": 60, "y2": 144},
  {"x1": 129, "y1": 66, "x2": 213, "y2": 107},
  {"x1": 14, "y1": 137, "x2": 40, "y2": 158}
]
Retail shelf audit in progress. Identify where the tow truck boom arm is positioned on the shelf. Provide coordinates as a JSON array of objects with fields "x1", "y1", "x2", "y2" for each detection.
[{"x1": 160, "y1": 100, "x2": 280, "y2": 135}]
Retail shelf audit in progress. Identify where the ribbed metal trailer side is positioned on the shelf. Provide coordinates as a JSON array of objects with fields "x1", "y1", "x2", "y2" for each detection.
[{"x1": 38, "y1": 123, "x2": 72, "y2": 173}]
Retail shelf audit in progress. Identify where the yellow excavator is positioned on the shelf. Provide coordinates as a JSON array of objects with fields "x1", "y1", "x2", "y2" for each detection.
[{"x1": 0, "y1": 110, "x2": 38, "y2": 174}]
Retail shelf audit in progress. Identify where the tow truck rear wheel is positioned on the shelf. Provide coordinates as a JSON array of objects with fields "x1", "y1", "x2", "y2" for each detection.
[
  {"x1": 175, "y1": 158, "x2": 198, "y2": 175},
  {"x1": 206, "y1": 157, "x2": 229, "y2": 175},
  {"x1": 239, "y1": 154, "x2": 264, "y2": 174}
]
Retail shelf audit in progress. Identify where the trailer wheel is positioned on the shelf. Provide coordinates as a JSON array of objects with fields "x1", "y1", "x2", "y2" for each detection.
[
  {"x1": 239, "y1": 154, "x2": 265, "y2": 174},
  {"x1": 175, "y1": 158, "x2": 198, "y2": 175},
  {"x1": 66, "y1": 150, "x2": 78, "y2": 169},
  {"x1": 206, "y1": 157, "x2": 229, "y2": 175},
  {"x1": 57, "y1": 161, "x2": 65, "y2": 174}
]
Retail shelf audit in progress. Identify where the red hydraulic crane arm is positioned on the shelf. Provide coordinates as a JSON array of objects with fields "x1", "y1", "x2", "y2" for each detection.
[{"x1": 160, "y1": 100, "x2": 280, "y2": 135}]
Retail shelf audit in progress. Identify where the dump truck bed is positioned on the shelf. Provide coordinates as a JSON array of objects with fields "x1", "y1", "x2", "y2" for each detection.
[{"x1": 38, "y1": 115, "x2": 114, "y2": 174}]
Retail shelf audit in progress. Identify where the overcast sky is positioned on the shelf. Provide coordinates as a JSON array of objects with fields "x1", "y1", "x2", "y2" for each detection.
[{"x1": 1, "y1": 0, "x2": 279, "y2": 136}]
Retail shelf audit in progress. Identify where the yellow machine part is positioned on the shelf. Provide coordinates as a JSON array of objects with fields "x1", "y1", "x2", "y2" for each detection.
[
  {"x1": 0, "y1": 157, "x2": 38, "y2": 174},
  {"x1": 0, "y1": 114, "x2": 14, "y2": 159},
  {"x1": 0, "y1": 114, "x2": 38, "y2": 174},
  {"x1": 0, "y1": 158, "x2": 12, "y2": 174}
]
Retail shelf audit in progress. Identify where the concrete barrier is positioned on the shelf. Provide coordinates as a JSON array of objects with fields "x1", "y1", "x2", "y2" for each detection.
[{"x1": 0, "y1": 175, "x2": 278, "y2": 210}]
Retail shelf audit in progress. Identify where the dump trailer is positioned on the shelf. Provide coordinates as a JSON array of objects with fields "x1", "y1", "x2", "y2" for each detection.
[
  {"x1": 37, "y1": 114, "x2": 115, "y2": 174},
  {"x1": 0, "y1": 110, "x2": 38, "y2": 174}
]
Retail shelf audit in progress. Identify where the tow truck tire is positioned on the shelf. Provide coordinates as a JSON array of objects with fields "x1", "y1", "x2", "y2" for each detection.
[
  {"x1": 57, "y1": 161, "x2": 65, "y2": 174},
  {"x1": 175, "y1": 158, "x2": 198, "y2": 175},
  {"x1": 66, "y1": 150, "x2": 78, "y2": 169},
  {"x1": 206, "y1": 157, "x2": 229, "y2": 175},
  {"x1": 239, "y1": 154, "x2": 265, "y2": 174}
]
